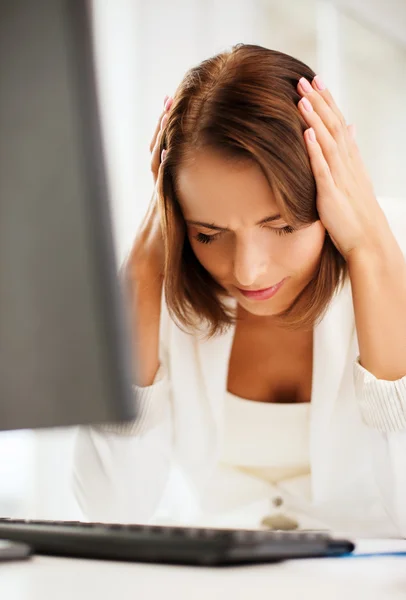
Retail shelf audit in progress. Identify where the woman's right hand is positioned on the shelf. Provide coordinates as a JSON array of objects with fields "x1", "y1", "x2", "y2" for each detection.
[
  {"x1": 123, "y1": 96, "x2": 173, "y2": 387},
  {"x1": 126, "y1": 96, "x2": 173, "y2": 283}
]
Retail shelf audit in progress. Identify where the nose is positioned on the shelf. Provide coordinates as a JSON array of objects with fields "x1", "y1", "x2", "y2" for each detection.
[{"x1": 233, "y1": 236, "x2": 268, "y2": 288}]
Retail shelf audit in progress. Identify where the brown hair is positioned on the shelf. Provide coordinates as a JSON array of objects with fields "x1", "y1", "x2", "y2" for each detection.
[{"x1": 158, "y1": 44, "x2": 347, "y2": 336}]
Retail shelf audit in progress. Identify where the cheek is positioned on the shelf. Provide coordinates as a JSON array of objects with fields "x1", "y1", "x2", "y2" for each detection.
[
  {"x1": 282, "y1": 225, "x2": 325, "y2": 275},
  {"x1": 188, "y1": 236, "x2": 229, "y2": 279}
]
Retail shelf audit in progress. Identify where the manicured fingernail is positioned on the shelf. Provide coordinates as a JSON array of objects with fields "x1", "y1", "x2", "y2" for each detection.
[
  {"x1": 160, "y1": 114, "x2": 168, "y2": 129},
  {"x1": 164, "y1": 95, "x2": 169, "y2": 106},
  {"x1": 299, "y1": 77, "x2": 312, "y2": 93},
  {"x1": 165, "y1": 97, "x2": 173, "y2": 111},
  {"x1": 301, "y1": 97, "x2": 313, "y2": 112},
  {"x1": 308, "y1": 127, "x2": 316, "y2": 142},
  {"x1": 161, "y1": 149, "x2": 166, "y2": 162},
  {"x1": 314, "y1": 75, "x2": 326, "y2": 91}
]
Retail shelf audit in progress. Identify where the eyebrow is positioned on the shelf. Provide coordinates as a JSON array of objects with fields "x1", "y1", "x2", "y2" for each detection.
[{"x1": 185, "y1": 214, "x2": 283, "y2": 231}]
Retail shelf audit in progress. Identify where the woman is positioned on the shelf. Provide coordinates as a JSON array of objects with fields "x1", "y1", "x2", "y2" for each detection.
[{"x1": 73, "y1": 44, "x2": 406, "y2": 535}]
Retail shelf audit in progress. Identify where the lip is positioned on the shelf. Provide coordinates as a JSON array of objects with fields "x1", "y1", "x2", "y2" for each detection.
[{"x1": 237, "y1": 278, "x2": 287, "y2": 301}]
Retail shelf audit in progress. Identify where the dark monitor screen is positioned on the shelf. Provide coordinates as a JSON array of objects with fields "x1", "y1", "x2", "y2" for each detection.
[{"x1": 0, "y1": 0, "x2": 136, "y2": 430}]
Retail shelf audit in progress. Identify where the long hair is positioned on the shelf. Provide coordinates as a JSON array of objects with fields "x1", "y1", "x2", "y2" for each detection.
[{"x1": 158, "y1": 44, "x2": 347, "y2": 336}]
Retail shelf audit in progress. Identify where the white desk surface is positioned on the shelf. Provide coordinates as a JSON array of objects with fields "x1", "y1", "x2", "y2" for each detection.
[{"x1": 1, "y1": 540, "x2": 406, "y2": 600}]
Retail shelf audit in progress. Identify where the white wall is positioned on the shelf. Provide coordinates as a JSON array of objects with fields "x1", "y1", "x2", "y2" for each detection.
[{"x1": 92, "y1": 0, "x2": 406, "y2": 262}]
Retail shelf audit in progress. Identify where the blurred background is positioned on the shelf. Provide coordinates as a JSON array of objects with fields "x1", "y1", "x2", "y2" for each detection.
[{"x1": 1, "y1": 0, "x2": 405, "y2": 520}]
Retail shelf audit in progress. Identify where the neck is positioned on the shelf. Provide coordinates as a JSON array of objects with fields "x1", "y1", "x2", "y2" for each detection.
[{"x1": 236, "y1": 303, "x2": 283, "y2": 328}]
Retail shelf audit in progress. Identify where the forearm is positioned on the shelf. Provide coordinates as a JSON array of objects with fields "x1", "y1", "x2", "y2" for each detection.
[
  {"x1": 127, "y1": 266, "x2": 163, "y2": 387},
  {"x1": 348, "y1": 230, "x2": 406, "y2": 381},
  {"x1": 73, "y1": 417, "x2": 172, "y2": 522}
]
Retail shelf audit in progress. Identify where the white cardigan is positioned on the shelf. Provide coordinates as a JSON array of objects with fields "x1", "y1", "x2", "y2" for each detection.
[{"x1": 73, "y1": 199, "x2": 406, "y2": 536}]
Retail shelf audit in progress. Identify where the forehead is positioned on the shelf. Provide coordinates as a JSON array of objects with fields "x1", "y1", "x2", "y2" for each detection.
[{"x1": 175, "y1": 150, "x2": 280, "y2": 224}]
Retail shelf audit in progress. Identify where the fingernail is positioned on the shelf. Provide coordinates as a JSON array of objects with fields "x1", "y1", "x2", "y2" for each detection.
[
  {"x1": 160, "y1": 114, "x2": 168, "y2": 130},
  {"x1": 314, "y1": 75, "x2": 326, "y2": 91},
  {"x1": 161, "y1": 149, "x2": 167, "y2": 162},
  {"x1": 308, "y1": 127, "x2": 316, "y2": 142},
  {"x1": 301, "y1": 97, "x2": 313, "y2": 112},
  {"x1": 299, "y1": 77, "x2": 312, "y2": 93},
  {"x1": 165, "y1": 97, "x2": 173, "y2": 111},
  {"x1": 164, "y1": 95, "x2": 169, "y2": 107}
]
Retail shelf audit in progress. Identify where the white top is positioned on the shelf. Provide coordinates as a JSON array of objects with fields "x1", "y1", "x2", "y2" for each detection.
[
  {"x1": 220, "y1": 392, "x2": 311, "y2": 484},
  {"x1": 73, "y1": 198, "x2": 406, "y2": 536}
]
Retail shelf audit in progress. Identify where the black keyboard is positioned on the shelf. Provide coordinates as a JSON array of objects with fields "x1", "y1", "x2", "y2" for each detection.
[{"x1": 0, "y1": 518, "x2": 354, "y2": 566}]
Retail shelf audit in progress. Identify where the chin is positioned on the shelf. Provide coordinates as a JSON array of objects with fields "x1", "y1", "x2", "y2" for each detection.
[{"x1": 238, "y1": 299, "x2": 286, "y2": 317}]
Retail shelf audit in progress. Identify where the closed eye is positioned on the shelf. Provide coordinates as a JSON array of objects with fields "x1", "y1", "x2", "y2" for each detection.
[
  {"x1": 194, "y1": 225, "x2": 296, "y2": 245},
  {"x1": 195, "y1": 232, "x2": 221, "y2": 245},
  {"x1": 270, "y1": 225, "x2": 296, "y2": 236}
]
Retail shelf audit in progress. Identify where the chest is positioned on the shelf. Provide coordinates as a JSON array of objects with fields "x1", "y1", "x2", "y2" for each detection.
[{"x1": 227, "y1": 320, "x2": 313, "y2": 404}]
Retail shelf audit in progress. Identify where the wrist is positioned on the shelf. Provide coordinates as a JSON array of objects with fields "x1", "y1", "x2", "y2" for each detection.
[{"x1": 347, "y1": 229, "x2": 405, "y2": 278}]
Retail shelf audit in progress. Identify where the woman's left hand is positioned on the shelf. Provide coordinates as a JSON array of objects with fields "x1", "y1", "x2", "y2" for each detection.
[{"x1": 297, "y1": 75, "x2": 390, "y2": 259}]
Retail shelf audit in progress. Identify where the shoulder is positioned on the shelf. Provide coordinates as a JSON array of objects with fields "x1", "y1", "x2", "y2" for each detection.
[{"x1": 378, "y1": 197, "x2": 406, "y2": 253}]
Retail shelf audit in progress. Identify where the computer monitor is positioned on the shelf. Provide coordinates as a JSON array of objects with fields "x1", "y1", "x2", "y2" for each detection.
[{"x1": 0, "y1": 0, "x2": 137, "y2": 430}]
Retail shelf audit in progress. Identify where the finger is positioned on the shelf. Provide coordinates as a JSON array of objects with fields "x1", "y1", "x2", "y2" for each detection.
[
  {"x1": 141, "y1": 166, "x2": 165, "y2": 232},
  {"x1": 346, "y1": 123, "x2": 360, "y2": 166},
  {"x1": 155, "y1": 161, "x2": 166, "y2": 226},
  {"x1": 149, "y1": 96, "x2": 173, "y2": 153},
  {"x1": 347, "y1": 123, "x2": 356, "y2": 142},
  {"x1": 298, "y1": 78, "x2": 350, "y2": 159},
  {"x1": 298, "y1": 97, "x2": 347, "y2": 188},
  {"x1": 151, "y1": 129, "x2": 163, "y2": 181},
  {"x1": 346, "y1": 124, "x2": 375, "y2": 193},
  {"x1": 304, "y1": 127, "x2": 336, "y2": 193},
  {"x1": 311, "y1": 75, "x2": 348, "y2": 129},
  {"x1": 149, "y1": 111, "x2": 166, "y2": 153}
]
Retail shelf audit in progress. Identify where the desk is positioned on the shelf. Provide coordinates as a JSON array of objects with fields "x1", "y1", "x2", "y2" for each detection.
[{"x1": 1, "y1": 540, "x2": 406, "y2": 600}]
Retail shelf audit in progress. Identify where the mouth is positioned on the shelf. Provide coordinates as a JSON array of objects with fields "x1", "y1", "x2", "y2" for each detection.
[{"x1": 237, "y1": 278, "x2": 287, "y2": 301}]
